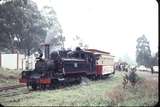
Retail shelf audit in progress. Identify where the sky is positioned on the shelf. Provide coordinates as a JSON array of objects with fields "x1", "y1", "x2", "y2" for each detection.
[{"x1": 33, "y1": 0, "x2": 158, "y2": 63}]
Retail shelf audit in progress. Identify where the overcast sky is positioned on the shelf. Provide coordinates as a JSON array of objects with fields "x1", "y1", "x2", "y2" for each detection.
[{"x1": 33, "y1": 0, "x2": 158, "y2": 63}]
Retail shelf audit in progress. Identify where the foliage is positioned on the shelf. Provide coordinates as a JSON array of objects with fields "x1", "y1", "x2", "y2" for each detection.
[
  {"x1": 136, "y1": 35, "x2": 152, "y2": 67},
  {"x1": 0, "y1": 0, "x2": 47, "y2": 54},
  {"x1": 41, "y1": 6, "x2": 65, "y2": 51},
  {"x1": 106, "y1": 74, "x2": 158, "y2": 106},
  {"x1": 123, "y1": 70, "x2": 141, "y2": 89},
  {"x1": 151, "y1": 52, "x2": 158, "y2": 66},
  {"x1": 0, "y1": 0, "x2": 65, "y2": 54},
  {"x1": 128, "y1": 70, "x2": 139, "y2": 85},
  {"x1": 73, "y1": 35, "x2": 88, "y2": 49}
]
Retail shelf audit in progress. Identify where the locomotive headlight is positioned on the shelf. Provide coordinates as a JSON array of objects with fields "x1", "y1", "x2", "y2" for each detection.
[{"x1": 74, "y1": 63, "x2": 78, "y2": 68}]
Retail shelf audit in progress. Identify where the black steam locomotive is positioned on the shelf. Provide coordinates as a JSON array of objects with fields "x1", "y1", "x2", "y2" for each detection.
[{"x1": 19, "y1": 44, "x2": 115, "y2": 90}]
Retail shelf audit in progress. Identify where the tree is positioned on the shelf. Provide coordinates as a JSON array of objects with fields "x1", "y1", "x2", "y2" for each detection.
[
  {"x1": 136, "y1": 35, "x2": 151, "y2": 67},
  {"x1": 73, "y1": 35, "x2": 88, "y2": 49},
  {"x1": 0, "y1": 0, "x2": 64, "y2": 55},
  {"x1": 154, "y1": 52, "x2": 158, "y2": 66},
  {"x1": 151, "y1": 52, "x2": 158, "y2": 66},
  {"x1": 0, "y1": 0, "x2": 47, "y2": 54}
]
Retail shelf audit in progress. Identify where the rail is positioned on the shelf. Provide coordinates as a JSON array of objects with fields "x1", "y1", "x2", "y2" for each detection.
[{"x1": 0, "y1": 84, "x2": 26, "y2": 91}]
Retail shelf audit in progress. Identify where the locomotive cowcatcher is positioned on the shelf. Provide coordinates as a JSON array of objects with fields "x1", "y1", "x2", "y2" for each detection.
[{"x1": 19, "y1": 44, "x2": 115, "y2": 90}]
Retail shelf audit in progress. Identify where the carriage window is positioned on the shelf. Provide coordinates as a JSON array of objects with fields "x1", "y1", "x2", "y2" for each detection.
[{"x1": 96, "y1": 61, "x2": 98, "y2": 64}]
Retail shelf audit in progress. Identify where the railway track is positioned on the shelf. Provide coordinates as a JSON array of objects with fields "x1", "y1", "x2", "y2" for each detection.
[
  {"x1": 0, "y1": 84, "x2": 30, "y2": 97},
  {"x1": 0, "y1": 90, "x2": 30, "y2": 97},
  {"x1": 0, "y1": 84, "x2": 26, "y2": 91}
]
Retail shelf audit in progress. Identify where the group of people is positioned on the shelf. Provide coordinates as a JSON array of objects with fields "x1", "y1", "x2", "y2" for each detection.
[
  {"x1": 114, "y1": 62, "x2": 129, "y2": 72},
  {"x1": 114, "y1": 62, "x2": 137, "y2": 72}
]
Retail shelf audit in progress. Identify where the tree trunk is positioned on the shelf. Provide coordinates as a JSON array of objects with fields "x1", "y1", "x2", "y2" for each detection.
[{"x1": 150, "y1": 66, "x2": 154, "y2": 74}]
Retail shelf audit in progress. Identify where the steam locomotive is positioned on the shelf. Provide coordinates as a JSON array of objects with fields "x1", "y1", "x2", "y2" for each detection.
[{"x1": 19, "y1": 44, "x2": 115, "y2": 90}]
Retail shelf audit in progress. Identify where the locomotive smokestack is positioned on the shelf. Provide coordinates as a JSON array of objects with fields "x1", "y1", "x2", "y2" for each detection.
[{"x1": 44, "y1": 44, "x2": 50, "y2": 59}]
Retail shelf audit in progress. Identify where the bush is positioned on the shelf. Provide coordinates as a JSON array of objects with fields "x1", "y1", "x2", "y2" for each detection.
[
  {"x1": 106, "y1": 73, "x2": 158, "y2": 106},
  {"x1": 128, "y1": 70, "x2": 139, "y2": 86},
  {"x1": 122, "y1": 70, "x2": 140, "y2": 88}
]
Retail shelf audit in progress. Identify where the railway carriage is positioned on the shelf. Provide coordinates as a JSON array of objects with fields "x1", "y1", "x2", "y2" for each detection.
[{"x1": 85, "y1": 49, "x2": 115, "y2": 79}]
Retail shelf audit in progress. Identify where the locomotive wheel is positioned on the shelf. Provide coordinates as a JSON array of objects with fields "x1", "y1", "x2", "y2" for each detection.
[
  {"x1": 91, "y1": 75, "x2": 97, "y2": 81},
  {"x1": 77, "y1": 76, "x2": 81, "y2": 84},
  {"x1": 90, "y1": 75, "x2": 98, "y2": 80},
  {"x1": 59, "y1": 81, "x2": 65, "y2": 89},
  {"x1": 65, "y1": 81, "x2": 70, "y2": 87},
  {"x1": 40, "y1": 84, "x2": 46, "y2": 90},
  {"x1": 51, "y1": 79, "x2": 59, "y2": 89},
  {"x1": 31, "y1": 84, "x2": 37, "y2": 90}
]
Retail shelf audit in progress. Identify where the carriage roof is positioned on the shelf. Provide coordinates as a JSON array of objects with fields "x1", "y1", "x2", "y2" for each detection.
[{"x1": 62, "y1": 58, "x2": 85, "y2": 62}]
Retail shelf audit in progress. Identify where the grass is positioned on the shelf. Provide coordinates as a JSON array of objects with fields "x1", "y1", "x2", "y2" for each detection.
[
  {"x1": 0, "y1": 69, "x2": 158, "y2": 106},
  {"x1": 105, "y1": 72, "x2": 158, "y2": 106},
  {"x1": 0, "y1": 67, "x2": 21, "y2": 87}
]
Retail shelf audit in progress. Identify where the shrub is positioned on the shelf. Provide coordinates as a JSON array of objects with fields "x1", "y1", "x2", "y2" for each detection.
[
  {"x1": 106, "y1": 72, "x2": 158, "y2": 106},
  {"x1": 123, "y1": 70, "x2": 140, "y2": 88}
]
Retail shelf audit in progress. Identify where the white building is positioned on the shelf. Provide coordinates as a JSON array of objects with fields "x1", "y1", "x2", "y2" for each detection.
[{"x1": 0, "y1": 53, "x2": 36, "y2": 70}]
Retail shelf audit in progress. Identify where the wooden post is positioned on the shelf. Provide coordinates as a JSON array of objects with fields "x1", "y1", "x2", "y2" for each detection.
[
  {"x1": 0, "y1": 53, "x2": 1, "y2": 68},
  {"x1": 17, "y1": 53, "x2": 19, "y2": 70},
  {"x1": 22, "y1": 59, "x2": 23, "y2": 70}
]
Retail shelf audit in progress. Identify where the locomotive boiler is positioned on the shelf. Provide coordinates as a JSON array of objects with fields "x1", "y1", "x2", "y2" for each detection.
[{"x1": 19, "y1": 44, "x2": 115, "y2": 90}]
